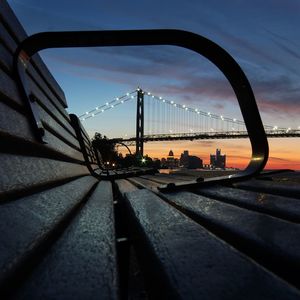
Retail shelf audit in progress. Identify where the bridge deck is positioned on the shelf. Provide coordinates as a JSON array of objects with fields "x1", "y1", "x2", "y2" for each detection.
[{"x1": 115, "y1": 130, "x2": 300, "y2": 144}]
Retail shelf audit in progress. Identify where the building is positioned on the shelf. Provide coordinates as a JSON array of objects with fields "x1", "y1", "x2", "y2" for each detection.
[
  {"x1": 210, "y1": 148, "x2": 226, "y2": 169},
  {"x1": 166, "y1": 150, "x2": 176, "y2": 168},
  {"x1": 180, "y1": 150, "x2": 189, "y2": 168},
  {"x1": 180, "y1": 150, "x2": 203, "y2": 169}
]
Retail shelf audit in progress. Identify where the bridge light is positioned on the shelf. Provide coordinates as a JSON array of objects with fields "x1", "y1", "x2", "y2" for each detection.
[
  {"x1": 208, "y1": 112, "x2": 211, "y2": 116},
  {"x1": 106, "y1": 102, "x2": 109, "y2": 106},
  {"x1": 91, "y1": 114, "x2": 95, "y2": 117},
  {"x1": 152, "y1": 95, "x2": 155, "y2": 98},
  {"x1": 185, "y1": 107, "x2": 188, "y2": 111},
  {"x1": 101, "y1": 109, "x2": 104, "y2": 112},
  {"x1": 159, "y1": 96, "x2": 162, "y2": 100},
  {"x1": 233, "y1": 118, "x2": 236, "y2": 122},
  {"x1": 195, "y1": 109, "x2": 198, "y2": 112},
  {"x1": 111, "y1": 105, "x2": 114, "y2": 108},
  {"x1": 85, "y1": 112, "x2": 89, "y2": 115},
  {"x1": 163, "y1": 99, "x2": 165, "y2": 103},
  {"x1": 121, "y1": 100, "x2": 124, "y2": 103},
  {"x1": 96, "y1": 107, "x2": 99, "y2": 110},
  {"x1": 171, "y1": 101, "x2": 174, "y2": 104},
  {"x1": 116, "y1": 97, "x2": 119, "y2": 100},
  {"x1": 197, "y1": 112, "x2": 200, "y2": 114},
  {"x1": 183, "y1": 105, "x2": 186, "y2": 108},
  {"x1": 174, "y1": 104, "x2": 177, "y2": 107},
  {"x1": 131, "y1": 95, "x2": 134, "y2": 99},
  {"x1": 82, "y1": 118, "x2": 85, "y2": 121},
  {"x1": 126, "y1": 93, "x2": 130, "y2": 96},
  {"x1": 147, "y1": 92, "x2": 151, "y2": 95}
]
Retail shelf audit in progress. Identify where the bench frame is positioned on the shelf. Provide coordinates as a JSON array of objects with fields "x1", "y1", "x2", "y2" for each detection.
[{"x1": 14, "y1": 29, "x2": 269, "y2": 184}]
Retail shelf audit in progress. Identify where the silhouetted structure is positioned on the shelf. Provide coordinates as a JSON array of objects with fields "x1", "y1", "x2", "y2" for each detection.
[
  {"x1": 180, "y1": 150, "x2": 203, "y2": 169},
  {"x1": 166, "y1": 150, "x2": 176, "y2": 168},
  {"x1": 210, "y1": 148, "x2": 226, "y2": 169}
]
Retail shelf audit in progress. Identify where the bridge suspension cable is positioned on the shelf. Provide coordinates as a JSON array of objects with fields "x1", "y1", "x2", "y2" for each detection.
[
  {"x1": 79, "y1": 87, "x2": 297, "y2": 136},
  {"x1": 79, "y1": 90, "x2": 136, "y2": 121}
]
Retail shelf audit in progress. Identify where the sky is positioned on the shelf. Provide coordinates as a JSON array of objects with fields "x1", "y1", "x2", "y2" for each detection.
[{"x1": 7, "y1": 0, "x2": 300, "y2": 169}]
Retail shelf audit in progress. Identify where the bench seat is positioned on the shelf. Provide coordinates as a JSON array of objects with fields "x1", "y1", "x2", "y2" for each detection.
[{"x1": 116, "y1": 175, "x2": 300, "y2": 299}]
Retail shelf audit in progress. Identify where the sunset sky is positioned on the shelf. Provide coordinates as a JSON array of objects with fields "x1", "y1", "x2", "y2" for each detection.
[{"x1": 8, "y1": 0, "x2": 300, "y2": 169}]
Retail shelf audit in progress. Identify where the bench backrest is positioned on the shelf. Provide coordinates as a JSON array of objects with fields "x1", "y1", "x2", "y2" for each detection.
[
  {"x1": 70, "y1": 113, "x2": 104, "y2": 175},
  {"x1": 0, "y1": 1, "x2": 96, "y2": 200}
]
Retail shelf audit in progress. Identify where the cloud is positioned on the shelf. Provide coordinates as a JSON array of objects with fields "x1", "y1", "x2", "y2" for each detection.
[
  {"x1": 269, "y1": 156, "x2": 293, "y2": 162},
  {"x1": 43, "y1": 36, "x2": 300, "y2": 122}
]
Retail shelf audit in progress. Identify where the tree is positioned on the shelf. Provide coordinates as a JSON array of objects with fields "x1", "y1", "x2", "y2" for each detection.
[{"x1": 92, "y1": 133, "x2": 118, "y2": 165}]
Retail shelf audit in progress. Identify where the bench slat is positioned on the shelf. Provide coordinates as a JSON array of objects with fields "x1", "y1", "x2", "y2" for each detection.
[
  {"x1": 198, "y1": 185, "x2": 300, "y2": 223},
  {"x1": 0, "y1": 2, "x2": 67, "y2": 107},
  {"x1": 0, "y1": 154, "x2": 89, "y2": 200},
  {"x1": 0, "y1": 43, "x2": 11, "y2": 74},
  {"x1": 13, "y1": 181, "x2": 119, "y2": 300},
  {"x1": 27, "y1": 68, "x2": 70, "y2": 120},
  {"x1": 0, "y1": 68, "x2": 76, "y2": 145},
  {"x1": 0, "y1": 22, "x2": 16, "y2": 54},
  {"x1": 0, "y1": 176, "x2": 97, "y2": 295},
  {"x1": 117, "y1": 181, "x2": 300, "y2": 299},
  {"x1": 0, "y1": 104, "x2": 85, "y2": 162},
  {"x1": 132, "y1": 175, "x2": 300, "y2": 223},
  {"x1": 0, "y1": 67, "x2": 22, "y2": 107},
  {"x1": 235, "y1": 179, "x2": 300, "y2": 199},
  {"x1": 128, "y1": 176, "x2": 161, "y2": 191},
  {"x1": 163, "y1": 190, "x2": 300, "y2": 288},
  {"x1": 0, "y1": 44, "x2": 69, "y2": 120},
  {"x1": 263, "y1": 171, "x2": 300, "y2": 183},
  {"x1": 0, "y1": 101, "x2": 33, "y2": 139},
  {"x1": 0, "y1": 2, "x2": 28, "y2": 44},
  {"x1": 0, "y1": 77, "x2": 88, "y2": 161}
]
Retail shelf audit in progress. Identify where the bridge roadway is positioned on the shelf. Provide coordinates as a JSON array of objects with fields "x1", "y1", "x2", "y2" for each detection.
[{"x1": 112, "y1": 129, "x2": 300, "y2": 145}]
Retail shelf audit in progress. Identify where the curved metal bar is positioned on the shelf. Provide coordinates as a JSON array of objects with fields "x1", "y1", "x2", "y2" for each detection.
[
  {"x1": 115, "y1": 142, "x2": 132, "y2": 156},
  {"x1": 13, "y1": 29, "x2": 269, "y2": 186}
]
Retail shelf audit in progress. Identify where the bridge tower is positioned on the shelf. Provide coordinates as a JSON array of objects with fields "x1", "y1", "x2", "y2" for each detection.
[{"x1": 136, "y1": 89, "x2": 144, "y2": 157}]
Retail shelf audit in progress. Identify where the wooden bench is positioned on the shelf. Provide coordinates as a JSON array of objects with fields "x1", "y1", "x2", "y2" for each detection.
[
  {"x1": 1, "y1": 1, "x2": 300, "y2": 299},
  {"x1": 118, "y1": 171, "x2": 300, "y2": 298},
  {"x1": 0, "y1": 2, "x2": 120, "y2": 299}
]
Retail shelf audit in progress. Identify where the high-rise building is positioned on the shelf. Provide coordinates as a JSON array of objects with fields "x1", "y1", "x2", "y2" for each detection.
[
  {"x1": 210, "y1": 148, "x2": 226, "y2": 169},
  {"x1": 180, "y1": 150, "x2": 189, "y2": 168}
]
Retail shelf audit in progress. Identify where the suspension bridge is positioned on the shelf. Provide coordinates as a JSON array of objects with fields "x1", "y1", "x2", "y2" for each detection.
[{"x1": 79, "y1": 88, "x2": 300, "y2": 156}]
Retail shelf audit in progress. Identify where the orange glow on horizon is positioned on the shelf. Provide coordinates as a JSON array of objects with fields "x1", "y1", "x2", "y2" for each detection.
[{"x1": 118, "y1": 138, "x2": 300, "y2": 170}]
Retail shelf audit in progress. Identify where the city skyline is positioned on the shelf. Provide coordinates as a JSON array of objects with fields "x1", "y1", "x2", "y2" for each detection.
[{"x1": 7, "y1": 0, "x2": 300, "y2": 170}]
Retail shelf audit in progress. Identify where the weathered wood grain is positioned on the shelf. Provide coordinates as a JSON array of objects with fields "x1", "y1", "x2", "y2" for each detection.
[{"x1": 13, "y1": 181, "x2": 119, "y2": 300}]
